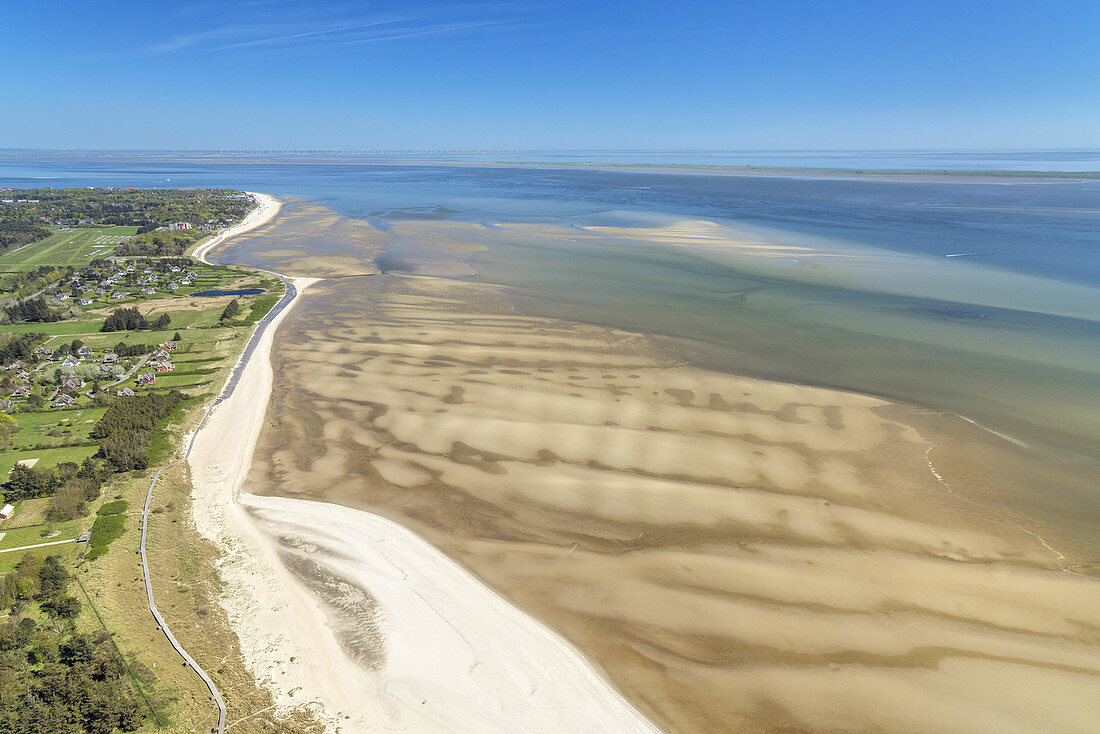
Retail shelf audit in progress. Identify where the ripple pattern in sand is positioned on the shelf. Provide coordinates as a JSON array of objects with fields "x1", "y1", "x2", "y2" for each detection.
[{"x1": 245, "y1": 274, "x2": 1100, "y2": 734}]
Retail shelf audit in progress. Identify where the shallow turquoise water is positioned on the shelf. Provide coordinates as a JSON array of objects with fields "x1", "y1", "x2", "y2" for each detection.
[{"x1": 3, "y1": 154, "x2": 1098, "y2": 545}]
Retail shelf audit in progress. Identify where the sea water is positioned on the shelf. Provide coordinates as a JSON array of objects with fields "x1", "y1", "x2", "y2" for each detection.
[{"x1": 2, "y1": 151, "x2": 1097, "y2": 546}]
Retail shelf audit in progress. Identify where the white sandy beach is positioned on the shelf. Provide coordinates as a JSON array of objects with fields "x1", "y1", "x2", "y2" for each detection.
[
  {"x1": 186, "y1": 196, "x2": 660, "y2": 732},
  {"x1": 192, "y1": 191, "x2": 283, "y2": 264}
]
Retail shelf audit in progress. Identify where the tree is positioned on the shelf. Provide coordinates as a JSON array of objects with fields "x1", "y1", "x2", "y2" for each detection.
[
  {"x1": 38, "y1": 556, "x2": 69, "y2": 599},
  {"x1": 101, "y1": 307, "x2": 147, "y2": 332},
  {"x1": 172, "y1": 331, "x2": 181, "y2": 342},
  {"x1": 220, "y1": 298, "x2": 240, "y2": 323},
  {"x1": 55, "y1": 596, "x2": 81, "y2": 620},
  {"x1": 153, "y1": 313, "x2": 170, "y2": 329},
  {"x1": 0, "y1": 413, "x2": 20, "y2": 449}
]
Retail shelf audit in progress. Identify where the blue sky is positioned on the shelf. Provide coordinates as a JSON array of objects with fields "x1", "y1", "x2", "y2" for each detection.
[{"x1": 1, "y1": 0, "x2": 1097, "y2": 150}]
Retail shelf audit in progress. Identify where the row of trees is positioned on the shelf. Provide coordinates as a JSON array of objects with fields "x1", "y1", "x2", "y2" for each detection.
[
  {"x1": 114, "y1": 232, "x2": 195, "y2": 257},
  {"x1": 91, "y1": 390, "x2": 186, "y2": 472},
  {"x1": 4, "y1": 296, "x2": 62, "y2": 324},
  {"x1": 3, "y1": 459, "x2": 108, "y2": 509},
  {"x1": 101, "y1": 307, "x2": 170, "y2": 332},
  {"x1": 0, "y1": 265, "x2": 72, "y2": 299},
  {"x1": 1, "y1": 187, "x2": 252, "y2": 228},
  {"x1": 220, "y1": 298, "x2": 240, "y2": 323},
  {"x1": 0, "y1": 221, "x2": 50, "y2": 253},
  {"x1": 0, "y1": 332, "x2": 47, "y2": 364}
]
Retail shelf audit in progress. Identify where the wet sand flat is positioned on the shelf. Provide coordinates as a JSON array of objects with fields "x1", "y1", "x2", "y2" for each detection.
[{"x1": 245, "y1": 272, "x2": 1100, "y2": 733}]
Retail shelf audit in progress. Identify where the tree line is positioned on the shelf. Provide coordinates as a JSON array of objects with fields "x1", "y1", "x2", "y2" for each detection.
[
  {"x1": 91, "y1": 390, "x2": 186, "y2": 472},
  {"x1": 101, "y1": 307, "x2": 170, "y2": 332},
  {"x1": 4, "y1": 296, "x2": 63, "y2": 324},
  {"x1": 0, "y1": 332, "x2": 47, "y2": 364}
]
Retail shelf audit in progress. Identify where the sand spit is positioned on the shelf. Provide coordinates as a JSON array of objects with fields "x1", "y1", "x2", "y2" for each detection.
[
  {"x1": 248, "y1": 273, "x2": 1100, "y2": 734},
  {"x1": 187, "y1": 270, "x2": 659, "y2": 730},
  {"x1": 192, "y1": 191, "x2": 282, "y2": 264}
]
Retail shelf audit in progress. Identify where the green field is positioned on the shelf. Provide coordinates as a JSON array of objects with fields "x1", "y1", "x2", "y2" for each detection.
[
  {"x1": 0, "y1": 445, "x2": 100, "y2": 476},
  {"x1": 0, "y1": 226, "x2": 139, "y2": 271},
  {"x1": 10, "y1": 407, "x2": 106, "y2": 449},
  {"x1": 0, "y1": 519, "x2": 86, "y2": 552}
]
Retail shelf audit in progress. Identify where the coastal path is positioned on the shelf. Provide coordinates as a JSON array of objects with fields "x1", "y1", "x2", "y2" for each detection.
[{"x1": 138, "y1": 271, "x2": 295, "y2": 734}]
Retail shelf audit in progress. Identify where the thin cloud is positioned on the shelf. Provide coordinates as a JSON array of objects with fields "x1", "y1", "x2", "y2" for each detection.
[{"x1": 144, "y1": 7, "x2": 527, "y2": 55}]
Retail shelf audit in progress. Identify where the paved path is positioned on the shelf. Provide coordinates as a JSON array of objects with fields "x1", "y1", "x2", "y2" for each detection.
[
  {"x1": 138, "y1": 270, "x2": 294, "y2": 734},
  {"x1": 0, "y1": 537, "x2": 77, "y2": 554}
]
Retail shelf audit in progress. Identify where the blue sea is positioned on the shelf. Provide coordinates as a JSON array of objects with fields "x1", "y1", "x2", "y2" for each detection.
[{"x1": 2, "y1": 150, "x2": 1098, "y2": 543}]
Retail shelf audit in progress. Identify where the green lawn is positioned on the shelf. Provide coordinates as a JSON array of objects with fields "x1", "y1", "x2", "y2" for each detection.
[
  {"x1": 6, "y1": 319, "x2": 104, "y2": 337},
  {"x1": 11, "y1": 407, "x2": 105, "y2": 449},
  {"x1": 0, "y1": 445, "x2": 99, "y2": 476},
  {"x1": 0, "y1": 226, "x2": 139, "y2": 271},
  {"x1": 141, "y1": 372, "x2": 211, "y2": 389},
  {"x1": 0, "y1": 519, "x2": 86, "y2": 552}
]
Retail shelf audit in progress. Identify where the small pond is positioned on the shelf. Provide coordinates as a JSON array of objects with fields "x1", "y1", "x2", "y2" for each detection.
[{"x1": 191, "y1": 288, "x2": 266, "y2": 297}]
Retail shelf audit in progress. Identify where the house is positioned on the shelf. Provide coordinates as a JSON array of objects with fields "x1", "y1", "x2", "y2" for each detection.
[
  {"x1": 55, "y1": 293, "x2": 69, "y2": 301},
  {"x1": 160, "y1": 341, "x2": 179, "y2": 351},
  {"x1": 155, "y1": 361, "x2": 174, "y2": 373},
  {"x1": 143, "y1": 269, "x2": 153, "y2": 274},
  {"x1": 7, "y1": 360, "x2": 24, "y2": 371},
  {"x1": 117, "y1": 387, "x2": 135, "y2": 397},
  {"x1": 165, "y1": 282, "x2": 179, "y2": 291},
  {"x1": 102, "y1": 352, "x2": 119, "y2": 364},
  {"x1": 141, "y1": 288, "x2": 156, "y2": 295},
  {"x1": 180, "y1": 279, "x2": 192, "y2": 286},
  {"x1": 111, "y1": 291, "x2": 129, "y2": 299},
  {"x1": 0, "y1": 399, "x2": 12, "y2": 412},
  {"x1": 169, "y1": 266, "x2": 181, "y2": 272},
  {"x1": 168, "y1": 222, "x2": 192, "y2": 230},
  {"x1": 0, "y1": 504, "x2": 13, "y2": 520},
  {"x1": 136, "y1": 372, "x2": 156, "y2": 385},
  {"x1": 54, "y1": 394, "x2": 76, "y2": 407},
  {"x1": 60, "y1": 356, "x2": 79, "y2": 368},
  {"x1": 32, "y1": 346, "x2": 54, "y2": 359},
  {"x1": 77, "y1": 345, "x2": 93, "y2": 358},
  {"x1": 62, "y1": 378, "x2": 85, "y2": 391},
  {"x1": 15, "y1": 371, "x2": 31, "y2": 382},
  {"x1": 11, "y1": 385, "x2": 30, "y2": 398},
  {"x1": 78, "y1": 298, "x2": 94, "y2": 306},
  {"x1": 153, "y1": 350, "x2": 170, "y2": 362}
]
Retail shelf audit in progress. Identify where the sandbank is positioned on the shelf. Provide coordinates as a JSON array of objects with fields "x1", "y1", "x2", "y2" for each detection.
[
  {"x1": 247, "y1": 272, "x2": 1100, "y2": 733},
  {"x1": 186, "y1": 198, "x2": 659, "y2": 732}
]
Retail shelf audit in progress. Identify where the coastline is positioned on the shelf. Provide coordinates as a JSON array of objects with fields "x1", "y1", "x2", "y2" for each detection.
[
  {"x1": 191, "y1": 190, "x2": 283, "y2": 264},
  {"x1": 185, "y1": 195, "x2": 661, "y2": 732}
]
